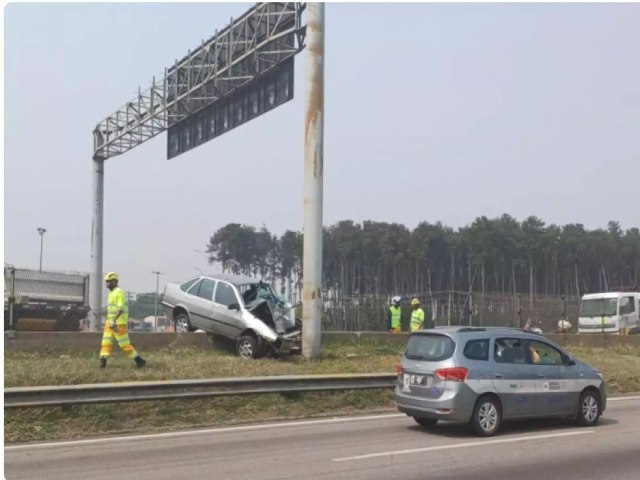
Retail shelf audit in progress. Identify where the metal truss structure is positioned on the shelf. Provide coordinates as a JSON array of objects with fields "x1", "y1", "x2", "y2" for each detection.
[{"x1": 93, "y1": 2, "x2": 306, "y2": 160}]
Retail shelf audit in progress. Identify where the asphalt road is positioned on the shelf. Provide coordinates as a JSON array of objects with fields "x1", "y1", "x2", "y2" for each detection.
[{"x1": 5, "y1": 396, "x2": 640, "y2": 480}]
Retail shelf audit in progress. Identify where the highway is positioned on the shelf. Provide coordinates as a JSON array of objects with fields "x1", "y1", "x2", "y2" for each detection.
[{"x1": 5, "y1": 396, "x2": 640, "y2": 480}]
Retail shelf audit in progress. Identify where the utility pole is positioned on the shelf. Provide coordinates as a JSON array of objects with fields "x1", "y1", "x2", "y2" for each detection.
[
  {"x1": 90, "y1": 157, "x2": 105, "y2": 332},
  {"x1": 152, "y1": 271, "x2": 163, "y2": 331},
  {"x1": 517, "y1": 293, "x2": 523, "y2": 328},
  {"x1": 37, "y1": 227, "x2": 46, "y2": 271},
  {"x1": 302, "y1": 2, "x2": 325, "y2": 361}
]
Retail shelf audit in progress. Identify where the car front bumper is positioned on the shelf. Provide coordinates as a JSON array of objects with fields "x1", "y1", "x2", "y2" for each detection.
[{"x1": 271, "y1": 331, "x2": 301, "y2": 354}]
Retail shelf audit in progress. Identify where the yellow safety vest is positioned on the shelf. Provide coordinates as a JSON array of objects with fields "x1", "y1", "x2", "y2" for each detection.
[
  {"x1": 389, "y1": 305, "x2": 402, "y2": 330},
  {"x1": 410, "y1": 308, "x2": 425, "y2": 332},
  {"x1": 107, "y1": 287, "x2": 129, "y2": 325}
]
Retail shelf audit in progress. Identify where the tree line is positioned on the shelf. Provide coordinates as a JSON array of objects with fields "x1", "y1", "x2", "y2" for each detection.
[{"x1": 204, "y1": 215, "x2": 640, "y2": 302}]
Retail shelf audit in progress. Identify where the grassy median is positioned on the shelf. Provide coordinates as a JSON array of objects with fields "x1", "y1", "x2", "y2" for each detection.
[{"x1": 4, "y1": 341, "x2": 640, "y2": 443}]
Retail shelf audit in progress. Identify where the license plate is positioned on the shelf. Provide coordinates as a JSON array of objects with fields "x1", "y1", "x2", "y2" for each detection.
[{"x1": 403, "y1": 373, "x2": 432, "y2": 391}]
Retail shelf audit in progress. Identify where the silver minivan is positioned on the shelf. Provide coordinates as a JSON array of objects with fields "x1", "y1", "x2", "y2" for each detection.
[{"x1": 395, "y1": 327, "x2": 606, "y2": 436}]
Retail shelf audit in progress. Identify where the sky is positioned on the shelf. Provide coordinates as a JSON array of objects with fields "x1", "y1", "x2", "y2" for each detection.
[{"x1": 4, "y1": 2, "x2": 640, "y2": 294}]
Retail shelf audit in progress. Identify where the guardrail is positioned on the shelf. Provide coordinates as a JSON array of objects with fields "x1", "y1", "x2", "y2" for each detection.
[{"x1": 4, "y1": 373, "x2": 398, "y2": 409}]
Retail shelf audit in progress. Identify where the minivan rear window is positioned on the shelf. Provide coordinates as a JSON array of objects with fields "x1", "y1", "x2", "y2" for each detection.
[
  {"x1": 463, "y1": 339, "x2": 489, "y2": 361},
  {"x1": 405, "y1": 334, "x2": 455, "y2": 362}
]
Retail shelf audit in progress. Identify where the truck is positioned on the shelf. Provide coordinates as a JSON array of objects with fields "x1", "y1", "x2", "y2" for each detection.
[
  {"x1": 4, "y1": 265, "x2": 90, "y2": 331},
  {"x1": 577, "y1": 292, "x2": 640, "y2": 334}
]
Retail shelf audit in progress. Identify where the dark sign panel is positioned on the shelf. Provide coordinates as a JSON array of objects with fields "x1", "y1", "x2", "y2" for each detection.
[{"x1": 167, "y1": 58, "x2": 294, "y2": 159}]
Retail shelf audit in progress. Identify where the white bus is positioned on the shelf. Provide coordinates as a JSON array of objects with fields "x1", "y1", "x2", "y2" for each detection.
[{"x1": 578, "y1": 292, "x2": 640, "y2": 334}]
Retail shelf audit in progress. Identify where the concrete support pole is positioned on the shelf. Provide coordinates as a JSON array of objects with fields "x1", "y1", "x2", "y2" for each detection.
[
  {"x1": 89, "y1": 157, "x2": 105, "y2": 332},
  {"x1": 302, "y1": 2, "x2": 325, "y2": 361},
  {"x1": 152, "y1": 270, "x2": 163, "y2": 331}
]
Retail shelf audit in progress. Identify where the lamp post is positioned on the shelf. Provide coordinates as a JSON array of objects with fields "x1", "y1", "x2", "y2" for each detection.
[
  {"x1": 302, "y1": 2, "x2": 325, "y2": 360},
  {"x1": 37, "y1": 227, "x2": 47, "y2": 271},
  {"x1": 152, "y1": 271, "x2": 163, "y2": 331}
]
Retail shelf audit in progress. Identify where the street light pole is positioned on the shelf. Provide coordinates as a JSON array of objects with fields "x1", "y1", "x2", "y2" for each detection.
[
  {"x1": 152, "y1": 271, "x2": 163, "y2": 331},
  {"x1": 37, "y1": 227, "x2": 47, "y2": 271},
  {"x1": 302, "y1": 2, "x2": 325, "y2": 361},
  {"x1": 90, "y1": 157, "x2": 105, "y2": 332}
]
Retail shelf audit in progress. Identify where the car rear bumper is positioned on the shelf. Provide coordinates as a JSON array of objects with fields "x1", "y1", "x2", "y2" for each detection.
[
  {"x1": 160, "y1": 302, "x2": 174, "y2": 318},
  {"x1": 578, "y1": 323, "x2": 622, "y2": 334},
  {"x1": 395, "y1": 383, "x2": 478, "y2": 423}
]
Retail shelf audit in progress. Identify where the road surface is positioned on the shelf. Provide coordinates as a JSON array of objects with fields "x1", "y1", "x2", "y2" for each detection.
[{"x1": 5, "y1": 396, "x2": 640, "y2": 480}]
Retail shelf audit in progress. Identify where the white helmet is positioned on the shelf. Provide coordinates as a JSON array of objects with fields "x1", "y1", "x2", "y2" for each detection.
[{"x1": 391, "y1": 296, "x2": 401, "y2": 306}]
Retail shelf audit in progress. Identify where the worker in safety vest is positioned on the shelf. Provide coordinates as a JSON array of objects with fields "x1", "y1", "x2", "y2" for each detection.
[
  {"x1": 388, "y1": 296, "x2": 402, "y2": 333},
  {"x1": 410, "y1": 298, "x2": 425, "y2": 332},
  {"x1": 99, "y1": 272, "x2": 146, "y2": 369}
]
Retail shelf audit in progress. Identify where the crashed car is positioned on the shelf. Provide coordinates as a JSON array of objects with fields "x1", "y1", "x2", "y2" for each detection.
[{"x1": 161, "y1": 274, "x2": 301, "y2": 358}]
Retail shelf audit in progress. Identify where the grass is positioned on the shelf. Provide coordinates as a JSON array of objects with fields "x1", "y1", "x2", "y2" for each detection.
[
  {"x1": 4, "y1": 340, "x2": 403, "y2": 387},
  {"x1": 4, "y1": 340, "x2": 640, "y2": 443}
]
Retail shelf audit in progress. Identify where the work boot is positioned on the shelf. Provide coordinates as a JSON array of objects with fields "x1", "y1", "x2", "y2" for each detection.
[
  {"x1": 134, "y1": 355, "x2": 146, "y2": 368},
  {"x1": 99, "y1": 357, "x2": 107, "y2": 369}
]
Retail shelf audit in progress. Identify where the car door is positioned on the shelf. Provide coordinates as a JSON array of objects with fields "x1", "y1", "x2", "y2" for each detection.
[
  {"x1": 527, "y1": 339, "x2": 575, "y2": 415},
  {"x1": 618, "y1": 295, "x2": 636, "y2": 333},
  {"x1": 212, "y1": 281, "x2": 244, "y2": 338},
  {"x1": 181, "y1": 279, "x2": 203, "y2": 329},
  {"x1": 491, "y1": 337, "x2": 539, "y2": 418},
  {"x1": 186, "y1": 278, "x2": 217, "y2": 331}
]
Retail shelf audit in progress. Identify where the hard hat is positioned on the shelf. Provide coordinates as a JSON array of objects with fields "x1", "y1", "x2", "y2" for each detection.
[
  {"x1": 104, "y1": 272, "x2": 119, "y2": 282},
  {"x1": 392, "y1": 296, "x2": 402, "y2": 305},
  {"x1": 411, "y1": 298, "x2": 420, "y2": 306}
]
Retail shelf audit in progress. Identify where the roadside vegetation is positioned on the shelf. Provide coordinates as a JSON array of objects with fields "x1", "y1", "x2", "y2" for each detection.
[{"x1": 5, "y1": 341, "x2": 640, "y2": 442}]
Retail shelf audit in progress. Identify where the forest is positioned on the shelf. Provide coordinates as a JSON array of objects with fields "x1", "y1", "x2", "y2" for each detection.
[{"x1": 205, "y1": 215, "x2": 640, "y2": 303}]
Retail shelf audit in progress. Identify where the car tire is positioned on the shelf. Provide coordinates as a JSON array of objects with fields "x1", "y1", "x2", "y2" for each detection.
[
  {"x1": 576, "y1": 390, "x2": 601, "y2": 427},
  {"x1": 174, "y1": 312, "x2": 194, "y2": 333},
  {"x1": 236, "y1": 335, "x2": 264, "y2": 359},
  {"x1": 413, "y1": 417, "x2": 438, "y2": 428},
  {"x1": 470, "y1": 396, "x2": 502, "y2": 437}
]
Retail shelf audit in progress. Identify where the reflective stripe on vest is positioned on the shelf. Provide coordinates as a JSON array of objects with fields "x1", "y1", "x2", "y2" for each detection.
[{"x1": 389, "y1": 306, "x2": 402, "y2": 329}]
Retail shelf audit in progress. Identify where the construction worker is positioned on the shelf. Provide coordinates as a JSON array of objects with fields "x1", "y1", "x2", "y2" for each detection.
[
  {"x1": 99, "y1": 272, "x2": 146, "y2": 369},
  {"x1": 410, "y1": 298, "x2": 425, "y2": 332},
  {"x1": 388, "y1": 296, "x2": 402, "y2": 333}
]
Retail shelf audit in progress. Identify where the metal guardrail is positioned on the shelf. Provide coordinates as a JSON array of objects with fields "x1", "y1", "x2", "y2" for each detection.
[{"x1": 4, "y1": 374, "x2": 397, "y2": 408}]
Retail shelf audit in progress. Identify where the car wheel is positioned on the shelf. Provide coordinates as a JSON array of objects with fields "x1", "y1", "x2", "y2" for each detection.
[
  {"x1": 576, "y1": 390, "x2": 601, "y2": 426},
  {"x1": 236, "y1": 335, "x2": 264, "y2": 359},
  {"x1": 470, "y1": 396, "x2": 502, "y2": 437},
  {"x1": 413, "y1": 417, "x2": 438, "y2": 428},
  {"x1": 174, "y1": 313, "x2": 193, "y2": 333}
]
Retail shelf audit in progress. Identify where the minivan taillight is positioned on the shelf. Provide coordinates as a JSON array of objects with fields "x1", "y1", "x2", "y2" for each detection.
[
  {"x1": 396, "y1": 364, "x2": 404, "y2": 375},
  {"x1": 435, "y1": 367, "x2": 468, "y2": 382}
]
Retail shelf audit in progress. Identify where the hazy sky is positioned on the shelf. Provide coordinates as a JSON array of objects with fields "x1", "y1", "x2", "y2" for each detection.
[{"x1": 4, "y1": 2, "x2": 640, "y2": 294}]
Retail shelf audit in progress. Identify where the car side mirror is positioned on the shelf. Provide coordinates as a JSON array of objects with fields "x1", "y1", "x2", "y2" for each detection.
[
  {"x1": 564, "y1": 356, "x2": 576, "y2": 366},
  {"x1": 228, "y1": 303, "x2": 240, "y2": 311}
]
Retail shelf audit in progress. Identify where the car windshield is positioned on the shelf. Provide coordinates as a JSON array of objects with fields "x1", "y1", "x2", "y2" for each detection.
[
  {"x1": 238, "y1": 281, "x2": 287, "y2": 306},
  {"x1": 580, "y1": 298, "x2": 618, "y2": 317},
  {"x1": 405, "y1": 334, "x2": 455, "y2": 362}
]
